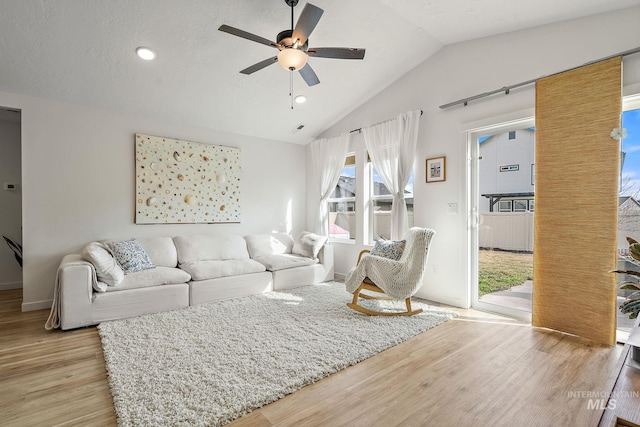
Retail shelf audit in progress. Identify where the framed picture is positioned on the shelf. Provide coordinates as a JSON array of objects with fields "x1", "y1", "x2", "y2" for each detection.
[
  {"x1": 426, "y1": 156, "x2": 446, "y2": 183},
  {"x1": 134, "y1": 134, "x2": 242, "y2": 224}
]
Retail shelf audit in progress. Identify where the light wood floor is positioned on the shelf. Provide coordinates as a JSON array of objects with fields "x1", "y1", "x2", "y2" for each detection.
[{"x1": 0, "y1": 289, "x2": 623, "y2": 427}]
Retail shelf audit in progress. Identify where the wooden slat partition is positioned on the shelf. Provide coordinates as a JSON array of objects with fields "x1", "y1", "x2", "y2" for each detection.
[{"x1": 533, "y1": 57, "x2": 622, "y2": 346}]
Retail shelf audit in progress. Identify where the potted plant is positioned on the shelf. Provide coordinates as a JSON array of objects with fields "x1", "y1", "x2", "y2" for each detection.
[{"x1": 611, "y1": 237, "x2": 640, "y2": 320}]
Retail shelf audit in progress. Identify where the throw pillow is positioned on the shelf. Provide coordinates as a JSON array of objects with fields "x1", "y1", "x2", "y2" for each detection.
[
  {"x1": 106, "y1": 239, "x2": 155, "y2": 274},
  {"x1": 292, "y1": 231, "x2": 327, "y2": 259},
  {"x1": 370, "y1": 238, "x2": 406, "y2": 261},
  {"x1": 81, "y1": 242, "x2": 125, "y2": 286}
]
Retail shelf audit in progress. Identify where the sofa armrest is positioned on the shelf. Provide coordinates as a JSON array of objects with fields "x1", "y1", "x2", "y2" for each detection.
[
  {"x1": 318, "y1": 244, "x2": 334, "y2": 281},
  {"x1": 58, "y1": 254, "x2": 95, "y2": 330}
]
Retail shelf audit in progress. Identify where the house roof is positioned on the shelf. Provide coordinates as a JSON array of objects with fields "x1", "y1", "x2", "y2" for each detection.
[
  {"x1": 620, "y1": 196, "x2": 640, "y2": 207},
  {"x1": 0, "y1": 1, "x2": 638, "y2": 144}
]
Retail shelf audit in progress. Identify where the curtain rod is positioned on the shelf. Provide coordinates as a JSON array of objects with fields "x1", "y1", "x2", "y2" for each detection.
[
  {"x1": 350, "y1": 110, "x2": 423, "y2": 134},
  {"x1": 439, "y1": 46, "x2": 640, "y2": 110}
]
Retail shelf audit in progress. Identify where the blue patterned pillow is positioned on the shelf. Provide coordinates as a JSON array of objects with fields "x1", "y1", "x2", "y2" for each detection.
[
  {"x1": 370, "y1": 239, "x2": 406, "y2": 261},
  {"x1": 107, "y1": 239, "x2": 155, "y2": 274}
]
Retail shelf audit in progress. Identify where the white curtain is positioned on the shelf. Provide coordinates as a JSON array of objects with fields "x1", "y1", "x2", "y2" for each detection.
[
  {"x1": 363, "y1": 110, "x2": 421, "y2": 240},
  {"x1": 310, "y1": 133, "x2": 350, "y2": 236}
]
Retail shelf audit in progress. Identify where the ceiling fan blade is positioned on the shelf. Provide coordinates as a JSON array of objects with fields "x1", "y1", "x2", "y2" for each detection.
[
  {"x1": 292, "y1": 3, "x2": 324, "y2": 47},
  {"x1": 218, "y1": 24, "x2": 278, "y2": 48},
  {"x1": 307, "y1": 47, "x2": 366, "y2": 60},
  {"x1": 299, "y1": 63, "x2": 320, "y2": 86},
  {"x1": 240, "y1": 57, "x2": 278, "y2": 75}
]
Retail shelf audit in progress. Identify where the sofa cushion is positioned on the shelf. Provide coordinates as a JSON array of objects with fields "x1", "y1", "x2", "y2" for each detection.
[
  {"x1": 244, "y1": 233, "x2": 294, "y2": 259},
  {"x1": 179, "y1": 259, "x2": 266, "y2": 281},
  {"x1": 137, "y1": 237, "x2": 178, "y2": 267},
  {"x1": 292, "y1": 231, "x2": 327, "y2": 259},
  {"x1": 107, "y1": 239, "x2": 156, "y2": 274},
  {"x1": 81, "y1": 242, "x2": 125, "y2": 287},
  {"x1": 254, "y1": 254, "x2": 318, "y2": 271},
  {"x1": 174, "y1": 235, "x2": 250, "y2": 264},
  {"x1": 104, "y1": 266, "x2": 191, "y2": 292}
]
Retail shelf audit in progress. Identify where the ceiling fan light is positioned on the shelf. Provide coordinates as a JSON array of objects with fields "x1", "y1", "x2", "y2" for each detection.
[
  {"x1": 277, "y1": 48, "x2": 307, "y2": 71},
  {"x1": 136, "y1": 47, "x2": 156, "y2": 60}
]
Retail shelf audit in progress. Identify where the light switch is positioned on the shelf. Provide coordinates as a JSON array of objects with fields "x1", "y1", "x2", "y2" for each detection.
[{"x1": 447, "y1": 203, "x2": 458, "y2": 214}]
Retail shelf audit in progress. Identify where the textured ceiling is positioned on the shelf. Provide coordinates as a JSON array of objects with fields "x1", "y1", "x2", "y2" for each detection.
[{"x1": 0, "y1": 0, "x2": 638, "y2": 144}]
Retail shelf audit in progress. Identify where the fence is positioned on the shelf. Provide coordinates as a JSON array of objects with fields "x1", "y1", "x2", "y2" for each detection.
[{"x1": 479, "y1": 212, "x2": 534, "y2": 252}]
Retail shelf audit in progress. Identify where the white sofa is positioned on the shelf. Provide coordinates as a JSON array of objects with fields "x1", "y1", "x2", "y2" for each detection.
[{"x1": 52, "y1": 232, "x2": 333, "y2": 330}]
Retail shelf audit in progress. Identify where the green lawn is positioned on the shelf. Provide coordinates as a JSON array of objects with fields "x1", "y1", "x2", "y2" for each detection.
[{"x1": 478, "y1": 249, "x2": 533, "y2": 297}]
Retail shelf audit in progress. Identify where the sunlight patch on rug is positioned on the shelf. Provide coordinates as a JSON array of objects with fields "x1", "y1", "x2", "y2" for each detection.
[{"x1": 98, "y1": 282, "x2": 457, "y2": 426}]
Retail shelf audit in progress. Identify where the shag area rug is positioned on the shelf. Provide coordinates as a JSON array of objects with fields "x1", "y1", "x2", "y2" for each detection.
[{"x1": 98, "y1": 282, "x2": 457, "y2": 426}]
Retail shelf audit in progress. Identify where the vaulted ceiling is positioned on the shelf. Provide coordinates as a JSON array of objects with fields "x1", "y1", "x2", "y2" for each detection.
[{"x1": 1, "y1": 0, "x2": 638, "y2": 143}]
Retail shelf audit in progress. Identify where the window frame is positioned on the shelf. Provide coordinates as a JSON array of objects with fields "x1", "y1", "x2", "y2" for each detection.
[{"x1": 327, "y1": 154, "x2": 357, "y2": 242}]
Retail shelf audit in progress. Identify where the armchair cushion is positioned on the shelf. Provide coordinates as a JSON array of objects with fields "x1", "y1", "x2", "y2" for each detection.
[{"x1": 370, "y1": 239, "x2": 406, "y2": 261}]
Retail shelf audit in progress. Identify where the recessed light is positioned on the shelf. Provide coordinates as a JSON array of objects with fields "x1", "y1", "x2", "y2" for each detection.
[
  {"x1": 136, "y1": 47, "x2": 156, "y2": 60},
  {"x1": 295, "y1": 95, "x2": 307, "y2": 104}
]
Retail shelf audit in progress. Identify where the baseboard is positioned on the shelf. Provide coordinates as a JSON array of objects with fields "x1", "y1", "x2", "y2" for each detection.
[
  {"x1": 21, "y1": 299, "x2": 52, "y2": 312},
  {"x1": 0, "y1": 281, "x2": 23, "y2": 291},
  {"x1": 415, "y1": 291, "x2": 468, "y2": 309},
  {"x1": 334, "y1": 272, "x2": 346, "y2": 282}
]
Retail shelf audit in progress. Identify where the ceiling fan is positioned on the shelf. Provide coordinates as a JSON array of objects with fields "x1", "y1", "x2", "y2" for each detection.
[{"x1": 218, "y1": 0, "x2": 366, "y2": 87}]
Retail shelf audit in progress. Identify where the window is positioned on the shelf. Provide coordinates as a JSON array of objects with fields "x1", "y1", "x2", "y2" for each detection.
[
  {"x1": 528, "y1": 200, "x2": 535, "y2": 212},
  {"x1": 513, "y1": 200, "x2": 528, "y2": 212},
  {"x1": 370, "y1": 162, "x2": 414, "y2": 241},
  {"x1": 498, "y1": 200, "x2": 512, "y2": 212},
  {"x1": 328, "y1": 154, "x2": 356, "y2": 241},
  {"x1": 508, "y1": 131, "x2": 516, "y2": 140}
]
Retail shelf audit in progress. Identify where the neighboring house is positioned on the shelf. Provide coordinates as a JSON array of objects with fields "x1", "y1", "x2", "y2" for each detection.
[
  {"x1": 328, "y1": 171, "x2": 414, "y2": 239},
  {"x1": 619, "y1": 196, "x2": 640, "y2": 251},
  {"x1": 478, "y1": 129, "x2": 535, "y2": 252},
  {"x1": 479, "y1": 129, "x2": 535, "y2": 213},
  {"x1": 620, "y1": 195, "x2": 640, "y2": 211}
]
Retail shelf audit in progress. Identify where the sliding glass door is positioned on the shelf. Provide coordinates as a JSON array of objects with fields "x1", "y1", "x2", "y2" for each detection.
[
  {"x1": 469, "y1": 119, "x2": 535, "y2": 321},
  {"x1": 617, "y1": 94, "x2": 640, "y2": 342}
]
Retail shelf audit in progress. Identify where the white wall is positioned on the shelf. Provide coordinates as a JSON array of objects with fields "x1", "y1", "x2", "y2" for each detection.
[
  {"x1": 308, "y1": 7, "x2": 640, "y2": 308},
  {"x1": 0, "y1": 91, "x2": 307, "y2": 311},
  {"x1": 0, "y1": 117, "x2": 22, "y2": 289}
]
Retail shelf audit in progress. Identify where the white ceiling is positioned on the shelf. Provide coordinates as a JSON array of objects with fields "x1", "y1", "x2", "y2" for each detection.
[{"x1": 1, "y1": 0, "x2": 638, "y2": 143}]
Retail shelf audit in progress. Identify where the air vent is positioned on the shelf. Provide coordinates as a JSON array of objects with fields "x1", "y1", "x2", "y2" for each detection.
[{"x1": 289, "y1": 124, "x2": 305, "y2": 134}]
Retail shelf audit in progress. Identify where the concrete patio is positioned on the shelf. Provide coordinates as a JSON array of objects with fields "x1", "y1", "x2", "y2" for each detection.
[{"x1": 480, "y1": 280, "x2": 636, "y2": 336}]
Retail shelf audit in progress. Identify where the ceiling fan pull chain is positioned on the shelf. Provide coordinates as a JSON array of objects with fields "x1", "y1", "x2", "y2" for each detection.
[{"x1": 290, "y1": 68, "x2": 294, "y2": 110}]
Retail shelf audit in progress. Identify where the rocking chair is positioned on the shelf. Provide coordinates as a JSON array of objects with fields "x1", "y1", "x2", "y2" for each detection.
[{"x1": 344, "y1": 227, "x2": 435, "y2": 316}]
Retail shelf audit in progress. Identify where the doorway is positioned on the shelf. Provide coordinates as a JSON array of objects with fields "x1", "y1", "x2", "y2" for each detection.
[
  {"x1": 0, "y1": 106, "x2": 22, "y2": 292},
  {"x1": 468, "y1": 118, "x2": 534, "y2": 321}
]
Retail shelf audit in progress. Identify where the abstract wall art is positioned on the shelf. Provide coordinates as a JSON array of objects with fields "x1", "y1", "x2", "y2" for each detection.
[{"x1": 135, "y1": 134, "x2": 241, "y2": 224}]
